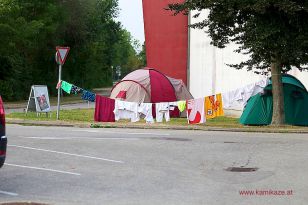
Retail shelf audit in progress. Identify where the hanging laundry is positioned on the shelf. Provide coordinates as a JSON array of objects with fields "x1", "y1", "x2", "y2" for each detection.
[
  {"x1": 177, "y1": 101, "x2": 186, "y2": 112},
  {"x1": 169, "y1": 102, "x2": 178, "y2": 111},
  {"x1": 56, "y1": 81, "x2": 62, "y2": 89},
  {"x1": 114, "y1": 100, "x2": 139, "y2": 122},
  {"x1": 242, "y1": 78, "x2": 269, "y2": 103},
  {"x1": 187, "y1": 98, "x2": 206, "y2": 124},
  {"x1": 205, "y1": 94, "x2": 224, "y2": 119},
  {"x1": 94, "y1": 95, "x2": 115, "y2": 122},
  {"x1": 168, "y1": 101, "x2": 180, "y2": 117},
  {"x1": 71, "y1": 85, "x2": 83, "y2": 95},
  {"x1": 155, "y1": 102, "x2": 170, "y2": 123},
  {"x1": 82, "y1": 90, "x2": 96, "y2": 102},
  {"x1": 222, "y1": 78, "x2": 269, "y2": 110},
  {"x1": 61, "y1": 81, "x2": 73, "y2": 94},
  {"x1": 138, "y1": 103, "x2": 154, "y2": 123},
  {"x1": 222, "y1": 88, "x2": 243, "y2": 110},
  {"x1": 252, "y1": 78, "x2": 269, "y2": 96}
]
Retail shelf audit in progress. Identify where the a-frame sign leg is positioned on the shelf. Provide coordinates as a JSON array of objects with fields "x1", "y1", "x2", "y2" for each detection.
[{"x1": 25, "y1": 86, "x2": 34, "y2": 116}]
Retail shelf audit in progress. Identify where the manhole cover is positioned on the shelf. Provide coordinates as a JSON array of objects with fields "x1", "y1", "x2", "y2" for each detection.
[{"x1": 225, "y1": 167, "x2": 258, "y2": 172}]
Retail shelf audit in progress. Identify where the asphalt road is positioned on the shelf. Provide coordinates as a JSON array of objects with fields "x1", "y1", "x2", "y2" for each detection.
[
  {"x1": 5, "y1": 102, "x2": 95, "y2": 114},
  {"x1": 0, "y1": 125, "x2": 308, "y2": 205}
]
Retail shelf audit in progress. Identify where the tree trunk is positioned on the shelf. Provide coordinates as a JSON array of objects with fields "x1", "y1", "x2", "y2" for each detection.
[{"x1": 271, "y1": 60, "x2": 285, "y2": 125}]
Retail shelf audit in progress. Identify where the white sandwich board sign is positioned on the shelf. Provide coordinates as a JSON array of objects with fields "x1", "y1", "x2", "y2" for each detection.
[{"x1": 26, "y1": 85, "x2": 51, "y2": 113}]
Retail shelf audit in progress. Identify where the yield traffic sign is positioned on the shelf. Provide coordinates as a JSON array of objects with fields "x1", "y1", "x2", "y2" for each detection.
[
  {"x1": 55, "y1": 46, "x2": 70, "y2": 120},
  {"x1": 56, "y1": 46, "x2": 70, "y2": 65}
]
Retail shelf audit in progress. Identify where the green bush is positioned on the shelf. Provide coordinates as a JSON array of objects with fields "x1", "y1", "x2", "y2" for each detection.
[{"x1": 0, "y1": 80, "x2": 14, "y2": 100}]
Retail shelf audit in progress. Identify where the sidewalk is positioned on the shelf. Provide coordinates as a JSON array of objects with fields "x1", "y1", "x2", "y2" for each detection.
[
  {"x1": 6, "y1": 118, "x2": 308, "y2": 134},
  {"x1": 5, "y1": 102, "x2": 95, "y2": 114}
]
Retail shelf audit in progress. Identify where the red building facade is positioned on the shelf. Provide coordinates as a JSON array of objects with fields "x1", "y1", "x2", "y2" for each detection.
[{"x1": 142, "y1": 0, "x2": 188, "y2": 84}]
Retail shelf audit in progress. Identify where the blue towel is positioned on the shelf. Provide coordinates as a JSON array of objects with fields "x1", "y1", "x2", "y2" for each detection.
[{"x1": 82, "y1": 90, "x2": 96, "y2": 102}]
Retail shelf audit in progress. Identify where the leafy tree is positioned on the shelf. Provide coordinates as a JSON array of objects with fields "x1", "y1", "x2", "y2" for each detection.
[
  {"x1": 0, "y1": 0, "x2": 143, "y2": 100},
  {"x1": 57, "y1": 0, "x2": 121, "y2": 89},
  {"x1": 168, "y1": 0, "x2": 308, "y2": 125},
  {"x1": 138, "y1": 42, "x2": 147, "y2": 67},
  {"x1": 112, "y1": 30, "x2": 145, "y2": 78},
  {"x1": 0, "y1": 0, "x2": 62, "y2": 100}
]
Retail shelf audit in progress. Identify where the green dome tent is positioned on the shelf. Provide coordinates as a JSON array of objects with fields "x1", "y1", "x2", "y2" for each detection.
[{"x1": 240, "y1": 74, "x2": 308, "y2": 126}]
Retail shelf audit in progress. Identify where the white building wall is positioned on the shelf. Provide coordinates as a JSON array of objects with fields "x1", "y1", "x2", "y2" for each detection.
[
  {"x1": 189, "y1": 10, "x2": 308, "y2": 98},
  {"x1": 288, "y1": 68, "x2": 308, "y2": 89}
]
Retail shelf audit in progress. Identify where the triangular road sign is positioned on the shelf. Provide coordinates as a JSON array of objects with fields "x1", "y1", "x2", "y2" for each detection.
[{"x1": 56, "y1": 46, "x2": 70, "y2": 65}]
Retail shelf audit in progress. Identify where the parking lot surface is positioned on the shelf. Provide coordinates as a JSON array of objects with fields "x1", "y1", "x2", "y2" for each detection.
[{"x1": 0, "y1": 125, "x2": 308, "y2": 205}]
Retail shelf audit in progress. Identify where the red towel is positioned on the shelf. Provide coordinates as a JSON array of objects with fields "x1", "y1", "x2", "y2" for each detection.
[{"x1": 94, "y1": 95, "x2": 115, "y2": 122}]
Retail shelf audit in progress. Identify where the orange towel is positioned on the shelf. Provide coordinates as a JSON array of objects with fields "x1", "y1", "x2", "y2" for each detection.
[{"x1": 205, "y1": 93, "x2": 224, "y2": 119}]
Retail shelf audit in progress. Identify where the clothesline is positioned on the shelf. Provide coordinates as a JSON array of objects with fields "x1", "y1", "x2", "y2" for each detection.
[
  {"x1": 97, "y1": 84, "x2": 268, "y2": 125},
  {"x1": 57, "y1": 78, "x2": 269, "y2": 105},
  {"x1": 57, "y1": 78, "x2": 269, "y2": 125},
  {"x1": 94, "y1": 94, "x2": 224, "y2": 124},
  {"x1": 57, "y1": 80, "x2": 96, "y2": 102}
]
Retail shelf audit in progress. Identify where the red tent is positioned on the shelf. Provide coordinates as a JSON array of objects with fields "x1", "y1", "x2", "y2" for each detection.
[{"x1": 110, "y1": 68, "x2": 193, "y2": 117}]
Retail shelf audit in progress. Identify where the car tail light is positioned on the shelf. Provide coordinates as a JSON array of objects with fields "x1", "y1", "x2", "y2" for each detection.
[
  {"x1": 0, "y1": 150, "x2": 5, "y2": 156},
  {"x1": 0, "y1": 96, "x2": 5, "y2": 128}
]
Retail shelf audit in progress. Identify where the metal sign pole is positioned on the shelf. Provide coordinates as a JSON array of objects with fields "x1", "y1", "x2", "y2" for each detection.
[
  {"x1": 57, "y1": 64, "x2": 62, "y2": 120},
  {"x1": 55, "y1": 46, "x2": 69, "y2": 120}
]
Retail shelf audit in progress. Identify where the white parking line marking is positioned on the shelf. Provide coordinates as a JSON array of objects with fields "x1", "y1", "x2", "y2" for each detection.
[
  {"x1": 16, "y1": 136, "x2": 139, "y2": 140},
  {"x1": 9, "y1": 145, "x2": 124, "y2": 164},
  {"x1": 18, "y1": 137, "x2": 68, "y2": 140},
  {"x1": 72, "y1": 130, "x2": 170, "y2": 136},
  {"x1": 72, "y1": 130, "x2": 99, "y2": 133},
  {"x1": 0, "y1": 190, "x2": 19, "y2": 196},
  {"x1": 4, "y1": 163, "x2": 81, "y2": 176}
]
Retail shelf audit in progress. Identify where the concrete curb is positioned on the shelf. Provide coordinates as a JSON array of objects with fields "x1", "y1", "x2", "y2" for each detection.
[
  {"x1": 6, "y1": 118, "x2": 308, "y2": 134},
  {"x1": 6, "y1": 119, "x2": 90, "y2": 128}
]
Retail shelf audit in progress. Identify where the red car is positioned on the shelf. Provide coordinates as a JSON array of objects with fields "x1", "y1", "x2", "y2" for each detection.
[{"x1": 0, "y1": 96, "x2": 7, "y2": 168}]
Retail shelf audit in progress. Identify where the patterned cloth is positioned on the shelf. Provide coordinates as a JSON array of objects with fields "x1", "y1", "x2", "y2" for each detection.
[
  {"x1": 205, "y1": 94, "x2": 224, "y2": 119},
  {"x1": 187, "y1": 98, "x2": 206, "y2": 124},
  {"x1": 71, "y1": 85, "x2": 83, "y2": 94},
  {"x1": 82, "y1": 90, "x2": 96, "y2": 102}
]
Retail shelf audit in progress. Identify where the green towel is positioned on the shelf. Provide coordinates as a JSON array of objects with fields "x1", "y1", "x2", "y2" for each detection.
[
  {"x1": 61, "y1": 81, "x2": 73, "y2": 94},
  {"x1": 177, "y1": 101, "x2": 186, "y2": 112}
]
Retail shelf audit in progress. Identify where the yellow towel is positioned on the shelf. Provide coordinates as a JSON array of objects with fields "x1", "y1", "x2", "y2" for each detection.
[
  {"x1": 205, "y1": 93, "x2": 224, "y2": 119},
  {"x1": 177, "y1": 101, "x2": 186, "y2": 112}
]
